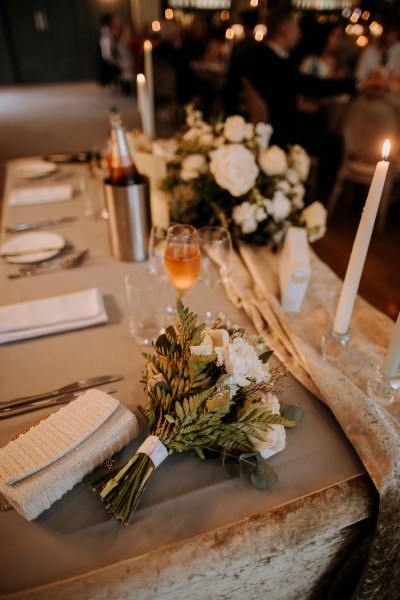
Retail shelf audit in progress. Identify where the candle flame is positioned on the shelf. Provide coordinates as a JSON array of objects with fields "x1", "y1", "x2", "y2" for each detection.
[
  {"x1": 137, "y1": 73, "x2": 146, "y2": 83},
  {"x1": 144, "y1": 40, "x2": 152, "y2": 51},
  {"x1": 382, "y1": 139, "x2": 390, "y2": 160}
]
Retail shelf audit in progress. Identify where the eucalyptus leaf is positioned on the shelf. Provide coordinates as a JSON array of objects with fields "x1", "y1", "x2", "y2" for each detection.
[
  {"x1": 259, "y1": 350, "x2": 274, "y2": 364},
  {"x1": 280, "y1": 403, "x2": 305, "y2": 423},
  {"x1": 255, "y1": 456, "x2": 278, "y2": 482},
  {"x1": 250, "y1": 472, "x2": 270, "y2": 490}
]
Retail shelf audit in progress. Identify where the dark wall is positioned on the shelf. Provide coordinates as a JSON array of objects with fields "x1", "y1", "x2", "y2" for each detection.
[{"x1": 0, "y1": 0, "x2": 132, "y2": 85}]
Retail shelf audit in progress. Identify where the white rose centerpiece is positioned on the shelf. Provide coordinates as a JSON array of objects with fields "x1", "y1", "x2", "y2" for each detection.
[{"x1": 162, "y1": 105, "x2": 326, "y2": 248}]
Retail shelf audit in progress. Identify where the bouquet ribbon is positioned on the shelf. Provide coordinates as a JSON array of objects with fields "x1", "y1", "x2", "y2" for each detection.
[{"x1": 137, "y1": 436, "x2": 168, "y2": 468}]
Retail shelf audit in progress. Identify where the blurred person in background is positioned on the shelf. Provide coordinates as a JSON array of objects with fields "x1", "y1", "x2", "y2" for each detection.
[
  {"x1": 112, "y1": 16, "x2": 136, "y2": 95},
  {"x1": 223, "y1": 7, "x2": 374, "y2": 200},
  {"x1": 355, "y1": 18, "x2": 400, "y2": 82},
  {"x1": 97, "y1": 14, "x2": 120, "y2": 88},
  {"x1": 153, "y1": 20, "x2": 214, "y2": 117}
]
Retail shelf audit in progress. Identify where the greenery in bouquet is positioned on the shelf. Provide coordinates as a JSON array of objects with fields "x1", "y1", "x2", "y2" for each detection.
[
  {"x1": 91, "y1": 298, "x2": 303, "y2": 524},
  {"x1": 161, "y1": 105, "x2": 327, "y2": 248}
]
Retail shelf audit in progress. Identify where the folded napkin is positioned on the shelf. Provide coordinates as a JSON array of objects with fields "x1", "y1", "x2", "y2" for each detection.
[
  {"x1": 0, "y1": 389, "x2": 139, "y2": 520},
  {"x1": 8, "y1": 184, "x2": 74, "y2": 206},
  {"x1": 0, "y1": 288, "x2": 108, "y2": 344}
]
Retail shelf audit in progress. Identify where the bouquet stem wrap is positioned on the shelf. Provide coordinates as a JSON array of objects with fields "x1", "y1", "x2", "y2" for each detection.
[{"x1": 92, "y1": 298, "x2": 302, "y2": 524}]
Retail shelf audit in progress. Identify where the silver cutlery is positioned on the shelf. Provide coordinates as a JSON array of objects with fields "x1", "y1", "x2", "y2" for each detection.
[
  {"x1": 8, "y1": 249, "x2": 89, "y2": 278},
  {"x1": 1, "y1": 374, "x2": 124, "y2": 410},
  {"x1": 0, "y1": 387, "x2": 118, "y2": 419},
  {"x1": 5, "y1": 216, "x2": 78, "y2": 233}
]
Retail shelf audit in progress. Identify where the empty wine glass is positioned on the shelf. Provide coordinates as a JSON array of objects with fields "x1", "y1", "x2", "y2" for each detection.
[
  {"x1": 164, "y1": 224, "x2": 201, "y2": 294},
  {"x1": 148, "y1": 225, "x2": 174, "y2": 321},
  {"x1": 198, "y1": 226, "x2": 232, "y2": 323}
]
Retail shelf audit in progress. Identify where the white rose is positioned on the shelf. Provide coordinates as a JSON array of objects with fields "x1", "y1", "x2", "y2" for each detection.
[
  {"x1": 199, "y1": 132, "x2": 214, "y2": 146},
  {"x1": 210, "y1": 144, "x2": 259, "y2": 197},
  {"x1": 223, "y1": 115, "x2": 248, "y2": 143},
  {"x1": 255, "y1": 122, "x2": 273, "y2": 149},
  {"x1": 244, "y1": 123, "x2": 254, "y2": 140},
  {"x1": 190, "y1": 328, "x2": 229, "y2": 356},
  {"x1": 271, "y1": 190, "x2": 292, "y2": 221},
  {"x1": 301, "y1": 201, "x2": 327, "y2": 242},
  {"x1": 180, "y1": 169, "x2": 199, "y2": 181},
  {"x1": 277, "y1": 179, "x2": 291, "y2": 193},
  {"x1": 259, "y1": 145, "x2": 288, "y2": 177},
  {"x1": 291, "y1": 184, "x2": 305, "y2": 210},
  {"x1": 217, "y1": 337, "x2": 268, "y2": 387},
  {"x1": 248, "y1": 392, "x2": 286, "y2": 459},
  {"x1": 255, "y1": 206, "x2": 267, "y2": 222},
  {"x1": 290, "y1": 145, "x2": 310, "y2": 182},
  {"x1": 232, "y1": 202, "x2": 258, "y2": 234},
  {"x1": 285, "y1": 168, "x2": 299, "y2": 185},
  {"x1": 183, "y1": 127, "x2": 201, "y2": 142},
  {"x1": 182, "y1": 154, "x2": 207, "y2": 175}
]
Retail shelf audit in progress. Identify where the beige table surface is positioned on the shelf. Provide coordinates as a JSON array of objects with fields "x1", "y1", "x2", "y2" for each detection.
[{"x1": 0, "y1": 160, "x2": 373, "y2": 599}]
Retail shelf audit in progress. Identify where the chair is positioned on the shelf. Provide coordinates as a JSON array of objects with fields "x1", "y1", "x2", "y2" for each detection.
[{"x1": 327, "y1": 92, "x2": 400, "y2": 234}]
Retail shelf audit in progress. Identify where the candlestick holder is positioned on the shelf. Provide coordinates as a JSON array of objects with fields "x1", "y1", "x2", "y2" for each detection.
[
  {"x1": 367, "y1": 365, "x2": 400, "y2": 405},
  {"x1": 321, "y1": 328, "x2": 352, "y2": 363}
]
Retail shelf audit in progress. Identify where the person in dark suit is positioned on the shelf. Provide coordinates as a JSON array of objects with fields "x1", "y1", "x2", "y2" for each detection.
[{"x1": 223, "y1": 7, "x2": 360, "y2": 199}]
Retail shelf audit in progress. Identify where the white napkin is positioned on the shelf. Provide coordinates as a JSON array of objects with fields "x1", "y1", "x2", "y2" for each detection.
[
  {"x1": 0, "y1": 288, "x2": 108, "y2": 344},
  {"x1": 0, "y1": 389, "x2": 139, "y2": 520},
  {"x1": 8, "y1": 184, "x2": 74, "y2": 206}
]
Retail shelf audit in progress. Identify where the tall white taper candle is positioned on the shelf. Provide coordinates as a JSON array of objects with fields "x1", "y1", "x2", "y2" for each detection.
[
  {"x1": 382, "y1": 311, "x2": 400, "y2": 378},
  {"x1": 333, "y1": 140, "x2": 390, "y2": 335},
  {"x1": 136, "y1": 73, "x2": 152, "y2": 140},
  {"x1": 143, "y1": 40, "x2": 156, "y2": 139}
]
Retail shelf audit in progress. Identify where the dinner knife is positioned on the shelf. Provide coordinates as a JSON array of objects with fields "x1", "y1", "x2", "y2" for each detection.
[
  {"x1": 0, "y1": 387, "x2": 117, "y2": 419},
  {"x1": 5, "y1": 216, "x2": 78, "y2": 233},
  {"x1": 1, "y1": 375, "x2": 124, "y2": 410}
]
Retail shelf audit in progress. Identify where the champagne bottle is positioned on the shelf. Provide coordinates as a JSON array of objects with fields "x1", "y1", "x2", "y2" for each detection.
[{"x1": 108, "y1": 107, "x2": 142, "y2": 186}]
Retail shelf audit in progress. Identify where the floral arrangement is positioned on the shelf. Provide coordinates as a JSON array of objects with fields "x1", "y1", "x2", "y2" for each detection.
[
  {"x1": 161, "y1": 106, "x2": 327, "y2": 248},
  {"x1": 90, "y1": 299, "x2": 303, "y2": 524}
]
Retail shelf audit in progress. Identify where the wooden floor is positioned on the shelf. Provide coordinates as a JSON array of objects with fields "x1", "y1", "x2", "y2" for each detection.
[{"x1": 0, "y1": 82, "x2": 399, "y2": 320}]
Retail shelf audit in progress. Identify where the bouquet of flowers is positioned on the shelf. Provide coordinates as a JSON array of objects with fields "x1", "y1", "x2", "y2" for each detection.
[
  {"x1": 91, "y1": 299, "x2": 303, "y2": 524},
  {"x1": 161, "y1": 106, "x2": 327, "y2": 248}
]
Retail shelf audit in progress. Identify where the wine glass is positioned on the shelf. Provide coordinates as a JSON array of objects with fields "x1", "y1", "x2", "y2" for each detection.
[
  {"x1": 164, "y1": 224, "x2": 201, "y2": 294},
  {"x1": 148, "y1": 225, "x2": 175, "y2": 321},
  {"x1": 197, "y1": 226, "x2": 232, "y2": 323}
]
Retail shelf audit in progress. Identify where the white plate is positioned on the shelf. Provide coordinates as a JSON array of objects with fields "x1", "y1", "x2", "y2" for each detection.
[
  {"x1": 13, "y1": 160, "x2": 58, "y2": 180},
  {"x1": 1, "y1": 231, "x2": 66, "y2": 264}
]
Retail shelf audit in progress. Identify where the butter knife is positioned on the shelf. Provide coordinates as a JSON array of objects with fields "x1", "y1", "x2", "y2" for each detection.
[
  {"x1": 1, "y1": 375, "x2": 124, "y2": 410},
  {"x1": 5, "y1": 216, "x2": 78, "y2": 233},
  {"x1": 0, "y1": 387, "x2": 117, "y2": 419}
]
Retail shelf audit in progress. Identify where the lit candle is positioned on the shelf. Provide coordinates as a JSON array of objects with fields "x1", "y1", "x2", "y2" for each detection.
[
  {"x1": 333, "y1": 139, "x2": 390, "y2": 335},
  {"x1": 382, "y1": 311, "x2": 400, "y2": 378},
  {"x1": 136, "y1": 73, "x2": 152, "y2": 140},
  {"x1": 143, "y1": 40, "x2": 156, "y2": 139}
]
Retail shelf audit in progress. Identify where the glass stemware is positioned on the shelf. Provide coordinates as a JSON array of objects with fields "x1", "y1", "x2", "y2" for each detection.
[
  {"x1": 148, "y1": 225, "x2": 175, "y2": 321},
  {"x1": 197, "y1": 226, "x2": 232, "y2": 323},
  {"x1": 164, "y1": 224, "x2": 201, "y2": 294}
]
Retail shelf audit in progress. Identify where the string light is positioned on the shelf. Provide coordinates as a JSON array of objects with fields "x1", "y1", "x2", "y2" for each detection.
[
  {"x1": 165, "y1": 8, "x2": 174, "y2": 20},
  {"x1": 356, "y1": 35, "x2": 369, "y2": 47},
  {"x1": 152, "y1": 20, "x2": 161, "y2": 32}
]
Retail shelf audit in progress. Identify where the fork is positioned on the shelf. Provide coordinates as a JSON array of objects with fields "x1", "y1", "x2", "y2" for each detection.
[{"x1": 8, "y1": 249, "x2": 89, "y2": 278}]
